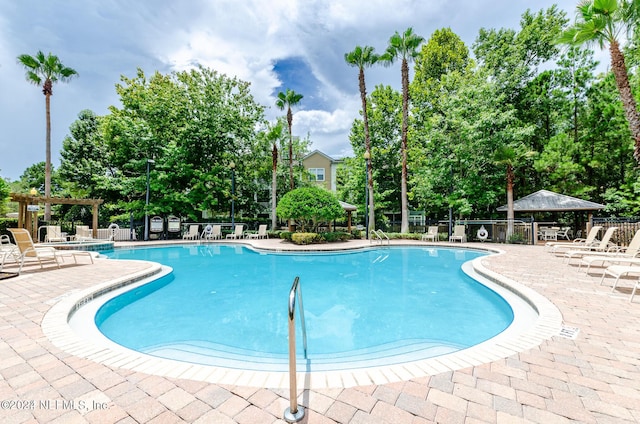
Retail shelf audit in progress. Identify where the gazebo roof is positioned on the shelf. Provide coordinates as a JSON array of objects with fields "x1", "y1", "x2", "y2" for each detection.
[
  {"x1": 496, "y1": 189, "x2": 605, "y2": 213},
  {"x1": 339, "y1": 201, "x2": 357, "y2": 212}
]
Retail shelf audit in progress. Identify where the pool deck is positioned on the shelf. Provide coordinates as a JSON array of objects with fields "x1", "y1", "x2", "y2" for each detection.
[{"x1": 1, "y1": 239, "x2": 639, "y2": 423}]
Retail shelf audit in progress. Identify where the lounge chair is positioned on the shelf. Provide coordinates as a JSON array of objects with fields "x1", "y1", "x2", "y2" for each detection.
[
  {"x1": 247, "y1": 224, "x2": 268, "y2": 239},
  {"x1": 449, "y1": 225, "x2": 467, "y2": 243},
  {"x1": 74, "y1": 225, "x2": 94, "y2": 241},
  {"x1": 0, "y1": 234, "x2": 20, "y2": 271},
  {"x1": 563, "y1": 227, "x2": 618, "y2": 263},
  {"x1": 546, "y1": 225, "x2": 602, "y2": 252},
  {"x1": 599, "y1": 264, "x2": 640, "y2": 302},
  {"x1": 226, "y1": 224, "x2": 244, "y2": 239},
  {"x1": 421, "y1": 226, "x2": 438, "y2": 242},
  {"x1": 183, "y1": 224, "x2": 200, "y2": 240},
  {"x1": 8, "y1": 228, "x2": 61, "y2": 272},
  {"x1": 10, "y1": 228, "x2": 94, "y2": 273},
  {"x1": 202, "y1": 224, "x2": 222, "y2": 240},
  {"x1": 45, "y1": 225, "x2": 67, "y2": 243},
  {"x1": 579, "y1": 229, "x2": 640, "y2": 272}
]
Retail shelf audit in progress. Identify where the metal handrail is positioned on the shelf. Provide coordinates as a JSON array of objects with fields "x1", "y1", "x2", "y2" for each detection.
[
  {"x1": 284, "y1": 276, "x2": 306, "y2": 423},
  {"x1": 370, "y1": 229, "x2": 390, "y2": 244}
]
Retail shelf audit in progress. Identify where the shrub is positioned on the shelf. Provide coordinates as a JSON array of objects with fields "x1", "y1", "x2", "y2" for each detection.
[
  {"x1": 291, "y1": 232, "x2": 320, "y2": 245},
  {"x1": 276, "y1": 186, "x2": 344, "y2": 232},
  {"x1": 320, "y1": 231, "x2": 352, "y2": 242},
  {"x1": 279, "y1": 231, "x2": 293, "y2": 241}
]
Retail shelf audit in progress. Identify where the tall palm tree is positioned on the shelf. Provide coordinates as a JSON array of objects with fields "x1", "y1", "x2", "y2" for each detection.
[
  {"x1": 380, "y1": 28, "x2": 424, "y2": 233},
  {"x1": 17, "y1": 50, "x2": 78, "y2": 220},
  {"x1": 345, "y1": 45, "x2": 379, "y2": 236},
  {"x1": 266, "y1": 119, "x2": 286, "y2": 231},
  {"x1": 493, "y1": 145, "x2": 536, "y2": 239},
  {"x1": 275, "y1": 88, "x2": 304, "y2": 190},
  {"x1": 558, "y1": 0, "x2": 640, "y2": 163}
]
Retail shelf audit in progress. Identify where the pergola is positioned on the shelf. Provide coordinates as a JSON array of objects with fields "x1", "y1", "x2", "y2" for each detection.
[{"x1": 10, "y1": 193, "x2": 104, "y2": 240}]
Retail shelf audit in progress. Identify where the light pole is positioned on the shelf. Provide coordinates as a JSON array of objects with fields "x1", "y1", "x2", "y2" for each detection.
[
  {"x1": 363, "y1": 151, "x2": 370, "y2": 239},
  {"x1": 144, "y1": 159, "x2": 155, "y2": 241},
  {"x1": 230, "y1": 161, "x2": 236, "y2": 228}
]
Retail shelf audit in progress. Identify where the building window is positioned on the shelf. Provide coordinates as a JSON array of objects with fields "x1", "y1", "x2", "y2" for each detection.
[{"x1": 308, "y1": 168, "x2": 325, "y2": 181}]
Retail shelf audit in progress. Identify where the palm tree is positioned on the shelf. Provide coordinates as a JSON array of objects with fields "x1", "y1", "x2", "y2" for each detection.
[
  {"x1": 493, "y1": 145, "x2": 536, "y2": 239},
  {"x1": 275, "y1": 88, "x2": 304, "y2": 190},
  {"x1": 266, "y1": 119, "x2": 286, "y2": 231},
  {"x1": 17, "y1": 50, "x2": 78, "y2": 220},
  {"x1": 345, "y1": 45, "x2": 379, "y2": 236},
  {"x1": 558, "y1": 0, "x2": 640, "y2": 164},
  {"x1": 380, "y1": 28, "x2": 424, "y2": 233}
]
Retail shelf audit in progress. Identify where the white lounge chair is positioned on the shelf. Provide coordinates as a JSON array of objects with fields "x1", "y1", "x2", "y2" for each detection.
[
  {"x1": 226, "y1": 224, "x2": 244, "y2": 239},
  {"x1": 449, "y1": 225, "x2": 466, "y2": 243},
  {"x1": 546, "y1": 225, "x2": 602, "y2": 252},
  {"x1": 45, "y1": 225, "x2": 67, "y2": 243},
  {"x1": 248, "y1": 224, "x2": 268, "y2": 239},
  {"x1": 74, "y1": 225, "x2": 94, "y2": 241},
  {"x1": 563, "y1": 227, "x2": 618, "y2": 263},
  {"x1": 579, "y1": 229, "x2": 640, "y2": 272},
  {"x1": 600, "y1": 264, "x2": 640, "y2": 302},
  {"x1": 183, "y1": 224, "x2": 200, "y2": 240},
  {"x1": 421, "y1": 226, "x2": 438, "y2": 242},
  {"x1": 202, "y1": 224, "x2": 222, "y2": 240}
]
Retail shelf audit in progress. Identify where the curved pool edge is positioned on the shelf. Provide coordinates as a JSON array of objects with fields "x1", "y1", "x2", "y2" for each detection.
[{"x1": 41, "y1": 245, "x2": 563, "y2": 390}]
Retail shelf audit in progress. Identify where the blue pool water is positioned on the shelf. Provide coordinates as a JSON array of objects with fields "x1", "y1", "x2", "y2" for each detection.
[{"x1": 97, "y1": 245, "x2": 513, "y2": 371}]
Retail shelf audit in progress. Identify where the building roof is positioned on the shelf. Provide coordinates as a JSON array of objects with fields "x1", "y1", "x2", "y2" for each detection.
[
  {"x1": 303, "y1": 149, "x2": 343, "y2": 163},
  {"x1": 496, "y1": 189, "x2": 605, "y2": 213}
]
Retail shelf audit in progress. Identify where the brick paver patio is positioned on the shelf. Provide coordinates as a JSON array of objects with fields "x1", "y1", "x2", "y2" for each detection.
[{"x1": 0, "y1": 239, "x2": 638, "y2": 423}]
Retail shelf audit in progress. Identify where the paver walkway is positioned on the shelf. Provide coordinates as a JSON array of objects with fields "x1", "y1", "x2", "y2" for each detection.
[{"x1": 0, "y1": 240, "x2": 639, "y2": 423}]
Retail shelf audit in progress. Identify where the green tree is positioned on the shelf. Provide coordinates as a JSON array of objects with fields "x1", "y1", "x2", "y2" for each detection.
[
  {"x1": 558, "y1": 0, "x2": 640, "y2": 163},
  {"x1": 58, "y1": 110, "x2": 107, "y2": 198},
  {"x1": 101, "y1": 66, "x2": 265, "y2": 223},
  {"x1": 275, "y1": 88, "x2": 304, "y2": 190},
  {"x1": 380, "y1": 28, "x2": 425, "y2": 233},
  {"x1": 0, "y1": 176, "x2": 10, "y2": 217},
  {"x1": 17, "y1": 50, "x2": 78, "y2": 221},
  {"x1": 345, "y1": 45, "x2": 379, "y2": 234},
  {"x1": 276, "y1": 186, "x2": 343, "y2": 232}
]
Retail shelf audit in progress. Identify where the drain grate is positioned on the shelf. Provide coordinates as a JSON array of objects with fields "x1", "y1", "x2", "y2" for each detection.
[{"x1": 558, "y1": 325, "x2": 580, "y2": 339}]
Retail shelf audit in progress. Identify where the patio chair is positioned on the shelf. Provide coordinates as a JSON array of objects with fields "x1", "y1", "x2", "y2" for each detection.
[
  {"x1": 563, "y1": 227, "x2": 618, "y2": 263},
  {"x1": 579, "y1": 229, "x2": 640, "y2": 272},
  {"x1": 182, "y1": 224, "x2": 200, "y2": 240},
  {"x1": 556, "y1": 227, "x2": 572, "y2": 240},
  {"x1": 226, "y1": 224, "x2": 244, "y2": 239},
  {"x1": 449, "y1": 225, "x2": 467, "y2": 243},
  {"x1": 74, "y1": 225, "x2": 94, "y2": 241},
  {"x1": 247, "y1": 224, "x2": 268, "y2": 239},
  {"x1": 45, "y1": 225, "x2": 67, "y2": 243},
  {"x1": 546, "y1": 225, "x2": 603, "y2": 252},
  {"x1": 599, "y1": 264, "x2": 640, "y2": 302},
  {"x1": 8, "y1": 228, "x2": 60, "y2": 272},
  {"x1": 202, "y1": 224, "x2": 222, "y2": 240},
  {"x1": 421, "y1": 226, "x2": 438, "y2": 242}
]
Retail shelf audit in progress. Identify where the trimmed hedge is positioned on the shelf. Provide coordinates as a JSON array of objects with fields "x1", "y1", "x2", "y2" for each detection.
[{"x1": 291, "y1": 232, "x2": 320, "y2": 245}]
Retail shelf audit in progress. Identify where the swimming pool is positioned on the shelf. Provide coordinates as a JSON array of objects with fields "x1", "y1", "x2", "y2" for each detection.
[{"x1": 92, "y1": 245, "x2": 516, "y2": 372}]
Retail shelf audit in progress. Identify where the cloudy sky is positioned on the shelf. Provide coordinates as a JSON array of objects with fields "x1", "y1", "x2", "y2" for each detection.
[{"x1": 1, "y1": 0, "x2": 582, "y2": 181}]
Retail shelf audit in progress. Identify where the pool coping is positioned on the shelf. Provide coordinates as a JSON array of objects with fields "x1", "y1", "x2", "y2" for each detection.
[{"x1": 41, "y1": 243, "x2": 563, "y2": 389}]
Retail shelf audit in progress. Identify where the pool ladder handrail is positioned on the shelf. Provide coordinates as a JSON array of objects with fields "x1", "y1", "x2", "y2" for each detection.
[
  {"x1": 284, "y1": 276, "x2": 307, "y2": 423},
  {"x1": 370, "y1": 229, "x2": 390, "y2": 244}
]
